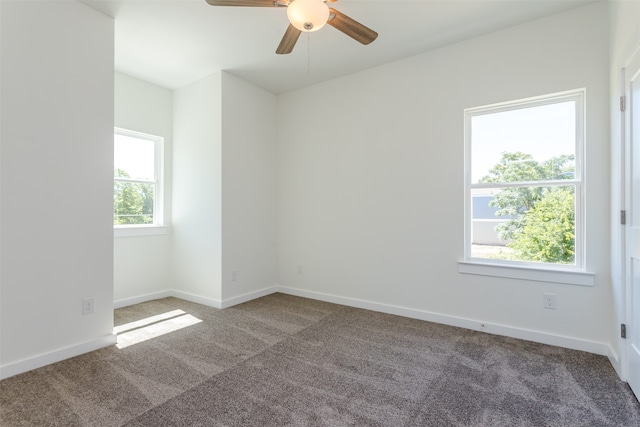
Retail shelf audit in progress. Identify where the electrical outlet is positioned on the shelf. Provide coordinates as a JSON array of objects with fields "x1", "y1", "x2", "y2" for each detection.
[
  {"x1": 543, "y1": 293, "x2": 557, "y2": 310},
  {"x1": 232, "y1": 270, "x2": 238, "y2": 282},
  {"x1": 82, "y1": 297, "x2": 95, "y2": 315},
  {"x1": 297, "y1": 264, "x2": 303, "y2": 275}
]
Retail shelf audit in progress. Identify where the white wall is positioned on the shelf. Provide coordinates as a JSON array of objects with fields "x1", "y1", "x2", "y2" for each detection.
[
  {"x1": 171, "y1": 72, "x2": 278, "y2": 307},
  {"x1": 114, "y1": 72, "x2": 173, "y2": 305},
  {"x1": 277, "y1": 3, "x2": 612, "y2": 354},
  {"x1": 0, "y1": 0, "x2": 619, "y2": 382},
  {"x1": 0, "y1": 1, "x2": 115, "y2": 378},
  {"x1": 172, "y1": 73, "x2": 223, "y2": 304},
  {"x1": 221, "y1": 73, "x2": 278, "y2": 304},
  {"x1": 609, "y1": 0, "x2": 640, "y2": 377}
]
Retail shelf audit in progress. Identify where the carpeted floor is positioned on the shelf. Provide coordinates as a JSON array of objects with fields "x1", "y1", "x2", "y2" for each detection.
[{"x1": 1, "y1": 293, "x2": 639, "y2": 426}]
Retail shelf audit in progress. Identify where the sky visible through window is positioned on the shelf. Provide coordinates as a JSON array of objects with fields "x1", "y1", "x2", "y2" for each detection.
[
  {"x1": 471, "y1": 101, "x2": 576, "y2": 183},
  {"x1": 114, "y1": 133, "x2": 155, "y2": 180}
]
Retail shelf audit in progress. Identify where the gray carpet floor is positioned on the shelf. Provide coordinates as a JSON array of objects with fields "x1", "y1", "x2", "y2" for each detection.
[{"x1": 1, "y1": 293, "x2": 639, "y2": 426}]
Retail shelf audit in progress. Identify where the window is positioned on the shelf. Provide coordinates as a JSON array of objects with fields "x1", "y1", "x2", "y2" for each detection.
[
  {"x1": 464, "y1": 90, "x2": 585, "y2": 273},
  {"x1": 114, "y1": 128, "x2": 164, "y2": 229}
]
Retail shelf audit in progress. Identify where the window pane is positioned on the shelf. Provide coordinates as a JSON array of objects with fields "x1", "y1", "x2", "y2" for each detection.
[
  {"x1": 471, "y1": 101, "x2": 575, "y2": 184},
  {"x1": 114, "y1": 134, "x2": 155, "y2": 181},
  {"x1": 114, "y1": 181, "x2": 154, "y2": 225},
  {"x1": 471, "y1": 185, "x2": 575, "y2": 265}
]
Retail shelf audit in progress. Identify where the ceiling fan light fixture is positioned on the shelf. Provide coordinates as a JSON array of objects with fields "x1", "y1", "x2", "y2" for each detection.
[{"x1": 286, "y1": 0, "x2": 329, "y2": 32}]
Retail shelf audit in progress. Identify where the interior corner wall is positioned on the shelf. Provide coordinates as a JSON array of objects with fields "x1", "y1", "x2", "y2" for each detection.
[
  {"x1": 277, "y1": 2, "x2": 612, "y2": 352},
  {"x1": 172, "y1": 73, "x2": 223, "y2": 304},
  {"x1": 609, "y1": 0, "x2": 640, "y2": 377},
  {"x1": 0, "y1": 1, "x2": 115, "y2": 378},
  {"x1": 220, "y1": 72, "x2": 278, "y2": 304},
  {"x1": 114, "y1": 72, "x2": 173, "y2": 304}
]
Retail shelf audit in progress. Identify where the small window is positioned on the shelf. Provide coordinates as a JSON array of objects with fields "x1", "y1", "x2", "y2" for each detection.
[
  {"x1": 464, "y1": 90, "x2": 584, "y2": 269},
  {"x1": 114, "y1": 128, "x2": 163, "y2": 227}
]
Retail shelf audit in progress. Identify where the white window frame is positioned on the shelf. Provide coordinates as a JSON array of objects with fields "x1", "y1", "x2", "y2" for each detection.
[
  {"x1": 460, "y1": 89, "x2": 594, "y2": 286},
  {"x1": 114, "y1": 127, "x2": 167, "y2": 237}
]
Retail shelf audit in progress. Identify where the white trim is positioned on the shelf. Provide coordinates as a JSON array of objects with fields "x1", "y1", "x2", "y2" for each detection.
[
  {"x1": 275, "y1": 285, "x2": 609, "y2": 356},
  {"x1": 2, "y1": 286, "x2": 615, "y2": 381},
  {"x1": 114, "y1": 288, "x2": 280, "y2": 311},
  {"x1": 171, "y1": 288, "x2": 281, "y2": 310},
  {"x1": 464, "y1": 89, "x2": 588, "y2": 115},
  {"x1": 113, "y1": 285, "x2": 607, "y2": 357},
  {"x1": 464, "y1": 89, "x2": 586, "y2": 270},
  {"x1": 115, "y1": 289, "x2": 221, "y2": 309},
  {"x1": 154, "y1": 131, "x2": 165, "y2": 225},
  {"x1": 170, "y1": 290, "x2": 222, "y2": 309},
  {"x1": 608, "y1": 345, "x2": 624, "y2": 380},
  {"x1": 622, "y1": 42, "x2": 640, "y2": 393},
  {"x1": 618, "y1": 54, "x2": 629, "y2": 387},
  {"x1": 114, "y1": 290, "x2": 174, "y2": 309},
  {"x1": 114, "y1": 225, "x2": 168, "y2": 238},
  {"x1": 458, "y1": 261, "x2": 595, "y2": 286},
  {"x1": 0, "y1": 334, "x2": 117, "y2": 380},
  {"x1": 113, "y1": 127, "x2": 165, "y2": 227},
  {"x1": 221, "y1": 286, "x2": 279, "y2": 309}
]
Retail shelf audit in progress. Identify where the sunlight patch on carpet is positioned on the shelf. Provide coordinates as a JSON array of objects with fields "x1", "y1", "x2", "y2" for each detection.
[{"x1": 115, "y1": 310, "x2": 202, "y2": 349}]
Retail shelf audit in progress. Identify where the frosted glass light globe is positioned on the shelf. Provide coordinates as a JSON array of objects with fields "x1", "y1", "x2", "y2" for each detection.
[{"x1": 287, "y1": 0, "x2": 330, "y2": 32}]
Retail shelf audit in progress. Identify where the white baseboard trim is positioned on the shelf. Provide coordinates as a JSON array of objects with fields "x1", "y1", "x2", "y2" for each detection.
[
  {"x1": 275, "y1": 286, "x2": 610, "y2": 356},
  {"x1": 607, "y1": 345, "x2": 625, "y2": 380},
  {"x1": 115, "y1": 289, "x2": 224, "y2": 309},
  {"x1": 5, "y1": 286, "x2": 614, "y2": 381},
  {"x1": 170, "y1": 290, "x2": 223, "y2": 309},
  {"x1": 0, "y1": 333, "x2": 117, "y2": 380},
  {"x1": 111, "y1": 285, "x2": 611, "y2": 357},
  {"x1": 113, "y1": 287, "x2": 280, "y2": 311},
  {"x1": 114, "y1": 290, "x2": 174, "y2": 309},
  {"x1": 221, "y1": 286, "x2": 279, "y2": 309}
]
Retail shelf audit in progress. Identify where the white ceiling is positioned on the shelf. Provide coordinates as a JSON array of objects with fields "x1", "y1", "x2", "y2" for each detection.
[{"x1": 81, "y1": 0, "x2": 595, "y2": 94}]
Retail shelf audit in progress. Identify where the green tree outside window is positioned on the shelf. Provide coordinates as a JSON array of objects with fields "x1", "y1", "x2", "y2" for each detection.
[
  {"x1": 480, "y1": 152, "x2": 575, "y2": 264},
  {"x1": 114, "y1": 169, "x2": 154, "y2": 225}
]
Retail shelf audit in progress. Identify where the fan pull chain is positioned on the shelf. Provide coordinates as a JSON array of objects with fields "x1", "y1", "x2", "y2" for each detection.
[{"x1": 306, "y1": 31, "x2": 311, "y2": 80}]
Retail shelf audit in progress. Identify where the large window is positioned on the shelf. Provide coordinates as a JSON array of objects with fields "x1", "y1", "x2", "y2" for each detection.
[
  {"x1": 464, "y1": 90, "x2": 584, "y2": 270},
  {"x1": 114, "y1": 128, "x2": 163, "y2": 227}
]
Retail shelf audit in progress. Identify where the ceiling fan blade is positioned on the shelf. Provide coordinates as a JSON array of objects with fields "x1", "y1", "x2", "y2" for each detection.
[
  {"x1": 205, "y1": 0, "x2": 286, "y2": 7},
  {"x1": 276, "y1": 24, "x2": 301, "y2": 54},
  {"x1": 327, "y1": 8, "x2": 377, "y2": 45}
]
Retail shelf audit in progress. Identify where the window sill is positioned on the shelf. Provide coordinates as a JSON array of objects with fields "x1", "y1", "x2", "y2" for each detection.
[
  {"x1": 114, "y1": 225, "x2": 168, "y2": 238},
  {"x1": 458, "y1": 260, "x2": 595, "y2": 286}
]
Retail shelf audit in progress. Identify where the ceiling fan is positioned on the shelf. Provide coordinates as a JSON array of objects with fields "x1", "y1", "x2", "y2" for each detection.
[{"x1": 205, "y1": 0, "x2": 378, "y2": 54}]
